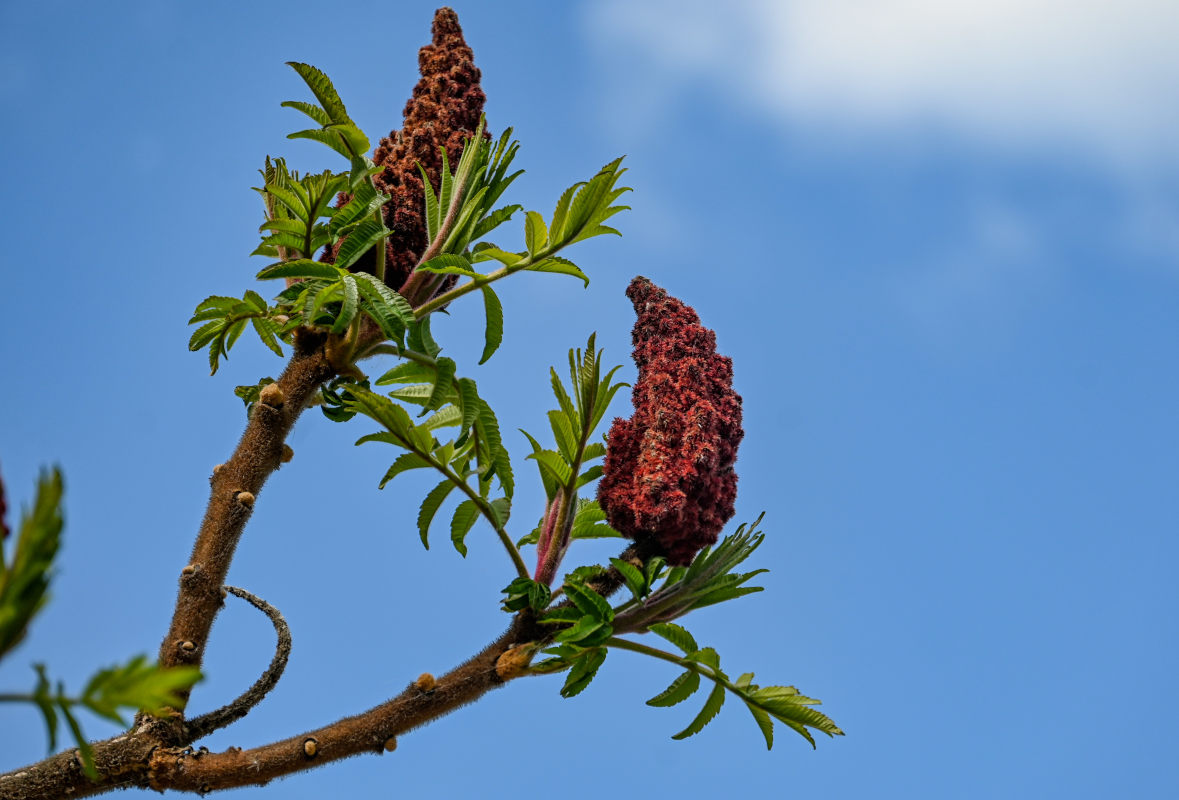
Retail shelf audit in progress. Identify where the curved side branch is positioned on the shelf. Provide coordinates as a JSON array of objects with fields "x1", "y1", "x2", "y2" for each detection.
[
  {"x1": 184, "y1": 586, "x2": 292, "y2": 741},
  {"x1": 146, "y1": 545, "x2": 652, "y2": 793},
  {"x1": 147, "y1": 620, "x2": 525, "y2": 793},
  {"x1": 0, "y1": 541, "x2": 648, "y2": 799}
]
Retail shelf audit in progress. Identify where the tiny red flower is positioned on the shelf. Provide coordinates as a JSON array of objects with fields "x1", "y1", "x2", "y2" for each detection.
[{"x1": 597, "y1": 277, "x2": 744, "y2": 565}]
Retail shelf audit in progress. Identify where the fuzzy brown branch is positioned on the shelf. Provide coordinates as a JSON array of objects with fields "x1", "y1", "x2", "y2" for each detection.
[
  {"x1": 0, "y1": 542, "x2": 647, "y2": 799},
  {"x1": 156, "y1": 329, "x2": 335, "y2": 708},
  {"x1": 184, "y1": 586, "x2": 292, "y2": 741},
  {"x1": 142, "y1": 547, "x2": 653, "y2": 793},
  {"x1": 146, "y1": 619, "x2": 527, "y2": 793}
]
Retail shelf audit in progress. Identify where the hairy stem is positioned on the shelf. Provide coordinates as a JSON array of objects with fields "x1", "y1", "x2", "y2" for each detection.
[
  {"x1": 156, "y1": 331, "x2": 336, "y2": 707},
  {"x1": 0, "y1": 542, "x2": 647, "y2": 799},
  {"x1": 412, "y1": 242, "x2": 558, "y2": 319}
]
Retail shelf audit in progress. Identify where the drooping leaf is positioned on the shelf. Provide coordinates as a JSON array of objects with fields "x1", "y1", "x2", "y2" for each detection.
[
  {"x1": 527, "y1": 256, "x2": 589, "y2": 287},
  {"x1": 417, "y1": 479, "x2": 456, "y2": 550},
  {"x1": 646, "y1": 669, "x2": 701, "y2": 708},
  {"x1": 648, "y1": 623, "x2": 698, "y2": 655},
  {"x1": 671, "y1": 682, "x2": 726, "y2": 740},
  {"x1": 424, "y1": 357, "x2": 457, "y2": 412},
  {"x1": 250, "y1": 317, "x2": 284, "y2": 357},
  {"x1": 331, "y1": 274, "x2": 359, "y2": 334},
  {"x1": 479, "y1": 285, "x2": 503, "y2": 364},
  {"x1": 449, "y1": 498, "x2": 480, "y2": 557},
  {"x1": 377, "y1": 453, "x2": 433, "y2": 489},
  {"x1": 560, "y1": 648, "x2": 606, "y2": 699},
  {"x1": 408, "y1": 317, "x2": 441, "y2": 358}
]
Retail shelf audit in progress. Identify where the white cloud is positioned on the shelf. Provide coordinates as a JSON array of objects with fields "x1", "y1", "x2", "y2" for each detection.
[{"x1": 585, "y1": 0, "x2": 1179, "y2": 170}]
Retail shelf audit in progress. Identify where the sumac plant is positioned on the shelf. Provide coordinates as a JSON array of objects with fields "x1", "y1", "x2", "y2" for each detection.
[{"x1": 0, "y1": 8, "x2": 841, "y2": 798}]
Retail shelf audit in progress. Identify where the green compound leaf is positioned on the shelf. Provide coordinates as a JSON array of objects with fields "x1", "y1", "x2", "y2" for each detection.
[
  {"x1": 479, "y1": 285, "x2": 504, "y2": 364},
  {"x1": 648, "y1": 622, "x2": 698, "y2": 655},
  {"x1": 450, "y1": 498, "x2": 480, "y2": 557},
  {"x1": 0, "y1": 469, "x2": 64, "y2": 660},
  {"x1": 671, "y1": 681, "x2": 726, "y2": 740},
  {"x1": 527, "y1": 255, "x2": 589, "y2": 287},
  {"x1": 527, "y1": 449, "x2": 571, "y2": 487},
  {"x1": 560, "y1": 648, "x2": 606, "y2": 699},
  {"x1": 256, "y1": 259, "x2": 341, "y2": 281},
  {"x1": 286, "y1": 62, "x2": 351, "y2": 125},
  {"x1": 417, "y1": 479, "x2": 456, "y2": 550},
  {"x1": 609, "y1": 557, "x2": 646, "y2": 599},
  {"x1": 563, "y1": 581, "x2": 614, "y2": 624},
  {"x1": 500, "y1": 577, "x2": 552, "y2": 613},
  {"x1": 331, "y1": 274, "x2": 359, "y2": 335},
  {"x1": 280, "y1": 99, "x2": 331, "y2": 126},
  {"x1": 250, "y1": 317, "x2": 284, "y2": 357},
  {"x1": 646, "y1": 669, "x2": 701, "y2": 708},
  {"x1": 332, "y1": 218, "x2": 388, "y2": 271},
  {"x1": 553, "y1": 616, "x2": 607, "y2": 645},
  {"x1": 524, "y1": 210, "x2": 548, "y2": 255},
  {"x1": 378, "y1": 452, "x2": 433, "y2": 489},
  {"x1": 424, "y1": 357, "x2": 457, "y2": 413}
]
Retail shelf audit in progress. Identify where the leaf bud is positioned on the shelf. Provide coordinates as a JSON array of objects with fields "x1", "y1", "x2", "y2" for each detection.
[
  {"x1": 302, "y1": 738, "x2": 318, "y2": 758},
  {"x1": 415, "y1": 673, "x2": 436, "y2": 694},
  {"x1": 280, "y1": 444, "x2": 294, "y2": 463},
  {"x1": 235, "y1": 491, "x2": 255, "y2": 508},
  {"x1": 383, "y1": 736, "x2": 398, "y2": 752},
  {"x1": 495, "y1": 645, "x2": 532, "y2": 681},
  {"x1": 259, "y1": 383, "x2": 285, "y2": 408}
]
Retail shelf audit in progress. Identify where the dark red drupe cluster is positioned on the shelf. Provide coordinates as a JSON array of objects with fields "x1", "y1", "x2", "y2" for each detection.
[
  {"x1": 330, "y1": 7, "x2": 486, "y2": 290},
  {"x1": 597, "y1": 278, "x2": 744, "y2": 565}
]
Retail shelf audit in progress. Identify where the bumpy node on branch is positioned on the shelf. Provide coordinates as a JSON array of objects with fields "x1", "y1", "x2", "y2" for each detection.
[
  {"x1": 597, "y1": 277, "x2": 744, "y2": 565},
  {"x1": 331, "y1": 7, "x2": 486, "y2": 291}
]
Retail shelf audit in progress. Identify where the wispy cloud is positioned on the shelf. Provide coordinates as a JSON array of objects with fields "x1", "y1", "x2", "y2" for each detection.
[
  {"x1": 585, "y1": 0, "x2": 1179, "y2": 172},
  {"x1": 893, "y1": 202, "x2": 1056, "y2": 348}
]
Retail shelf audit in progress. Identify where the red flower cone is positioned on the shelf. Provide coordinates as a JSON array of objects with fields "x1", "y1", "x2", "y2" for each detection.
[{"x1": 598, "y1": 277, "x2": 744, "y2": 565}]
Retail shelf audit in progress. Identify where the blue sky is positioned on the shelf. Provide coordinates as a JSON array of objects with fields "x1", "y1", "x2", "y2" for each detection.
[{"x1": 1, "y1": 1, "x2": 1176, "y2": 797}]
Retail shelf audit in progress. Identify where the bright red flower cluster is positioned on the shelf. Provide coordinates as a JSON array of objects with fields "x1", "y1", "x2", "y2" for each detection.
[
  {"x1": 329, "y1": 7, "x2": 486, "y2": 291},
  {"x1": 597, "y1": 278, "x2": 744, "y2": 565}
]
